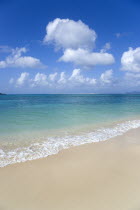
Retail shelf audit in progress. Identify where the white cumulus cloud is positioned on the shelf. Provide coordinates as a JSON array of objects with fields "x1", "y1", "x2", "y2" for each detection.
[
  {"x1": 58, "y1": 72, "x2": 67, "y2": 84},
  {"x1": 44, "y1": 18, "x2": 97, "y2": 50},
  {"x1": 9, "y1": 68, "x2": 140, "y2": 93},
  {"x1": 69, "y1": 68, "x2": 96, "y2": 85},
  {"x1": 11, "y1": 69, "x2": 97, "y2": 89},
  {"x1": 100, "y1": 69, "x2": 113, "y2": 84},
  {"x1": 48, "y1": 72, "x2": 58, "y2": 81},
  {"x1": 0, "y1": 47, "x2": 45, "y2": 69},
  {"x1": 43, "y1": 18, "x2": 115, "y2": 68},
  {"x1": 32, "y1": 73, "x2": 48, "y2": 86},
  {"x1": 59, "y1": 48, "x2": 115, "y2": 68},
  {"x1": 121, "y1": 47, "x2": 140, "y2": 72},
  {"x1": 16, "y1": 72, "x2": 29, "y2": 86}
]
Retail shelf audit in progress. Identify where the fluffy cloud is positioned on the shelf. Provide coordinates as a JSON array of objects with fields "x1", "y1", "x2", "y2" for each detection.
[
  {"x1": 49, "y1": 72, "x2": 58, "y2": 81},
  {"x1": 9, "y1": 69, "x2": 140, "y2": 93},
  {"x1": 32, "y1": 73, "x2": 48, "y2": 86},
  {"x1": 44, "y1": 18, "x2": 96, "y2": 50},
  {"x1": 69, "y1": 69, "x2": 96, "y2": 85},
  {"x1": 100, "y1": 69, "x2": 113, "y2": 84},
  {"x1": 10, "y1": 69, "x2": 97, "y2": 89},
  {"x1": 121, "y1": 47, "x2": 140, "y2": 72},
  {"x1": 59, "y1": 48, "x2": 115, "y2": 68},
  {"x1": 44, "y1": 18, "x2": 115, "y2": 68},
  {"x1": 0, "y1": 47, "x2": 44, "y2": 69},
  {"x1": 16, "y1": 72, "x2": 29, "y2": 86},
  {"x1": 58, "y1": 72, "x2": 66, "y2": 84}
]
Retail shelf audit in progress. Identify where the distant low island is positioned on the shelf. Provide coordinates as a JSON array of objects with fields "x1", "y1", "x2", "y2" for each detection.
[
  {"x1": 126, "y1": 91, "x2": 140, "y2": 94},
  {"x1": 0, "y1": 93, "x2": 6, "y2": 95}
]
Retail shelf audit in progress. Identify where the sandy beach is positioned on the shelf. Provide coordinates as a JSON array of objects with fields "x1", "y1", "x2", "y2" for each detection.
[
  {"x1": 1, "y1": 0, "x2": 140, "y2": 208},
  {"x1": 0, "y1": 128, "x2": 140, "y2": 210}
]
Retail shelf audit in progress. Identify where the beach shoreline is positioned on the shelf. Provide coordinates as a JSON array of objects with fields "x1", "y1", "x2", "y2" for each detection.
[
  {"x1": 1, "y1": 127, "x2": 140, "y2": 210},
  {"x1": 1, "y1": 119, "x2": 140, "y2": 168}
]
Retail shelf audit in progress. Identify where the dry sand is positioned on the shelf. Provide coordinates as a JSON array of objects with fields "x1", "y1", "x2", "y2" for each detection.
[{"x1": 0, "y1": 128, "x2": 140, "y2": 210}]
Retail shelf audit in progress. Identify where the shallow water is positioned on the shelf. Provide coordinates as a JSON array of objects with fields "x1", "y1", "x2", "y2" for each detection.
[{"x1": 0, "y1": 94, "x2": 140, "y2": 167}]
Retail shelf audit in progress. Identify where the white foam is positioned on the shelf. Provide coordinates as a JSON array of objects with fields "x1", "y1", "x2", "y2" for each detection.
[{"x1": 0, "y1": 119, "x2": 140, "y2": 168}]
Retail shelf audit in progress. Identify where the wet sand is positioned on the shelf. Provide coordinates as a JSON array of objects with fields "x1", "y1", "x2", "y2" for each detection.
[{"x1": 0, "y1": 128, "x2": 140, "y2": 210}]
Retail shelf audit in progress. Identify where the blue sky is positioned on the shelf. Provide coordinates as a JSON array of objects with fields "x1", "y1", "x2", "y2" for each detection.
[{"x1": 0, "y1": 0, "x2": 140, "y2": 93}]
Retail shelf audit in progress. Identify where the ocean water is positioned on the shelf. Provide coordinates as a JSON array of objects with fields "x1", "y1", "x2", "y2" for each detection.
[{"x1": 0, "y1": 94, "x2": 140, "y2": 167}]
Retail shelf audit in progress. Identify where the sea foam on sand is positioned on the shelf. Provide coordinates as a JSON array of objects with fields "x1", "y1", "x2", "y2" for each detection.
[
  {"x1": 1, "y1": 127, "x2": 140, "y2": 210},
  {"x1": 1, "y1": 119, "x2": 140, "y2": 167}
]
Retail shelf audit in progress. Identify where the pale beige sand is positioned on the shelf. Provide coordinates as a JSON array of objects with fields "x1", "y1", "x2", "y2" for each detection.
[{"x1": 1, "y1": 128, "x2": 140, "y2": 210}]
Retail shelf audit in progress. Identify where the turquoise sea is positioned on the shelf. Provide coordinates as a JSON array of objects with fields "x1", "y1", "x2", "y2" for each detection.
[{"x1": 0, "y1": 94, "x2": 140, "y2": 167}]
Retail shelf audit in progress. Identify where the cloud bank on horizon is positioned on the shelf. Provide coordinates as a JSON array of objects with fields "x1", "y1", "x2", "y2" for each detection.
[{"x1": 10, "y1": 68, "x2": 116, "y2": 93}]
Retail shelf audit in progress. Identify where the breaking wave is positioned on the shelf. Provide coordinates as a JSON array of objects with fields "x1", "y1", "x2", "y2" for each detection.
[{"x1": 0, "y1": 120, "x2": 140, "y2": 167}]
